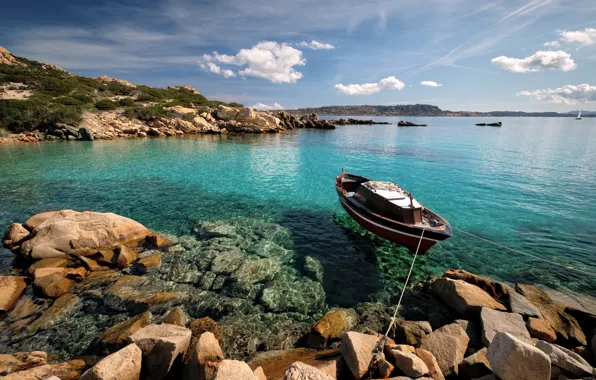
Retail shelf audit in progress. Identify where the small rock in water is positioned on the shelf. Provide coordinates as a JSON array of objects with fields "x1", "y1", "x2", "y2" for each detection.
[
  {"x1": 200, "y1": 272, "x2": 217, "y2": 290},
  {"x1": 230, "y1": 258, "x2": 280, "y2": 284},
  {"x1": 161, "y1": 307, "x2": 189, "y2": 327},
  {"x1": 260, "y1": 277, "x2": 325, "y2": 314},
  {"x1": 487, "y1": 332, "x2": 551, "y2": 380},
  {"x1": 303, "y1": 256, "x2": 324, "y2": 282},
  {"x1": 211, "y1": 250, "x2": 245, "y2": 274},
  {"x1": 100, "y1": 311, "x2": 152, "y2": 349}
]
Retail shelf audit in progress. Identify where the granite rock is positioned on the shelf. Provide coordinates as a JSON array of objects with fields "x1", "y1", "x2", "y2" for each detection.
[
  {"x1": 480, "y1": 308, "x2": 532, "y2": 346},
  {"x1": 0, "y1": 276, "x2": 27, "y2": 312},
  {"x1": 340, "y1": 331, "x2": 383, "y2": 379},
  {"x1": 80, "y1": 343, "x2": 142, "y2": 380},
  {"x1": 527, "y1": 317, "x2": 557, "y2": 342},
  {"x1": 460, "y1": 347, "x2": 492, "y2": 379},
  {"x1": 536, "y1": 340, "x2": 593, "y2": 377},
  {"x1": 487, "y1": 332, "x2": 551, "y2": 380},
  {"x1": 391, "y1": 350, "x2": 429, "y2": 378},
  {"x1": 284, "y1": 361, "x2": 334, "y2": 380},
  {"x1": 415, "y1": 348, "x2": 444, "y2": 380},
  {"x1": 430, "y1": 278, "x2": 506, "y2": 318},
  {"x1": 419, "y1": 323, "x2": 469, "y2": 376}
]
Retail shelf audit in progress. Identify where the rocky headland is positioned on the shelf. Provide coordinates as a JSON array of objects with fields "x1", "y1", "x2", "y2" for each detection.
[{"x1": 1, "y1": 210, "x2": 595, "y2": 380}]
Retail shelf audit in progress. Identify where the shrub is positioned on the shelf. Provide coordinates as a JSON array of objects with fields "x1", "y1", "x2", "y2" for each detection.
[
  {"x1": 39, "y1": 77, "x2": 74, "y2": 96},
  {"x1": 124, "y1": 106, "x2": 166, "y2": 121},
  {"x1": 57, "y1": 97, "x2": 85, "y2": 106},
  {"x1": 0, "y1": 127, "x2": 10, "y2": 137},
  {"x1": 0, "y1": 99, "x2": 82, "y2": 133},
  {"x1": 72, "y1": 93, "x2": 94, "y2": 104},
  {"x1": 229, "y1": 102, "x2": 244, "y2": 108},
  {"x1": 117, "y1": 98, "x2": 136, "y2": 107},
  {"x1": 94, "y1": 99, "x2": 118, "y2": 111},
  {"x1": 107, "y1": 83, "x2": 134, "y2": 96},
  {"x1": 135, "y1": 93, "x2": 155, "y2": 102}
]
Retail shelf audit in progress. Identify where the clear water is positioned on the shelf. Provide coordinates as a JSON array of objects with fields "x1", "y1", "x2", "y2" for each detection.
[{"x1": 1, "y1": 117, "x2": 595, "y2": 303}]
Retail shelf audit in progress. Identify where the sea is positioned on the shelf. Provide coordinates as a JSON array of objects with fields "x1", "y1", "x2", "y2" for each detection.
[{"x1": 1, "y1": 116, "x2": 595, "y2": 304}]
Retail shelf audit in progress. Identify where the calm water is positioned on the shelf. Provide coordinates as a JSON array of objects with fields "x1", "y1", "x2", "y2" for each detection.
[{"x1": 1, "y1": 117, "x2": 595, "y2": 303}]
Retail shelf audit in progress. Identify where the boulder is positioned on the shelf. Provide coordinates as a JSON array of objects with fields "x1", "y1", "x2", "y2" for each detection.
[
  {"x1": 2, "y1": 359, "x2": 86, "y2": 380},
  {"x1": 17, "y1": 210, "x2": 151, "y2": 259},
  {"x1": 80, "y1": 343, "x2": 142, "y2": 380},
  {"x1": 254, "y1": 366, "x2": 267, "y2": 380},
  {"x1": 127, "y1": 324, "x2": 192, "y2": 380},
  {"x1": 216, "y1": 105, "x2": 239, "y2": 121},
  {"x1": 100, "y1": 312, "x2": 152, "y2": 349},
  {"x1": 395, "y1": 320, "x2": 432, "y2": 346},
  {"x1": 161, "y1": 306, "x2": 189, "y2": 327},
  {"x1": 535, "y1": 340, "x2": 593, "y2": 377},
  {"x1": 145, "y1": 233, "x2": 173, "y2": 248},
  {"x1": 415, "y1": 348, "x2": 444, "y2": 380},
  {"x1": 33, "y1": 273, "x2": 74, "y2": 298},
  {"x1": 2, "y1": 222, "x2": 29, "y2": 247},
  {"x1": 430, "y1": 278, "x2": 506, "y2": 318},
  {"x1": 487, "y1": 332, "x2": 551, "y2": 380},
  {"x1": 193, "y1": 116, "x2": 220, "y2": 133},
  {"x1": 307, "y1": 309, "x2": 358, "y2": 348},
  {"x1": 480, "y1": 308, "x2": 532, "y2": 346},
  {"x1": 28, "y1": 257, "x2": 73, "y2": 274},
  {"x1": 209, "y1": 359, "x2": 258, "y2": 380},
  {"x1": 340, "y1": 331, "x2": 383, "y2": 379},
  {"x1": 284, "y1": 361, "x2": 334, "y2": 380},
  {"x1": 419, "y1": 323, "x2": 469, "y2": 376},
  {"x1": 0, "y1": 351, "x2": 47, "y2": 375},
  {"x1": 0, "y1": 276, "x2": 27, "y2": 312},
  {"x1": 443, "y1": 269, "x2": 509, "y2": 302},
  {"x1": 527, "y1": 318, "x2": 557, "y2": 342},
  {"x1": 516, "y1": 284, "x2": 586, "y2": 345},
  {"x1": 506, "y1": 287, "x2": 542, "y2": 318},
  {"x1": 460, "y1": 347, "x2": 492, "y2": 379},
  {"x1": 185, "y1": 317, "x2": 224, "y2": 363},
  {"x1": 377, "y1": 357, "x2": 394, "y2": 378},
  {"x1": 184, "y1": 331, "x2": 224, "y2": 379},
  {"x1": 7, "y1": 296, "x2": 42, "y2": 321},
  {"x1": 247, "y1": 348, "x2": 343, "y2": 380},
  {"x1": 454, "y1": 319, "x2": 482, "y2": 348},
  {"x1": 391, "y1": 350, "x2": 429, "y2": 378},
  {"x1": 115, "y1": 245, "x2": 137, "y2": 268}
]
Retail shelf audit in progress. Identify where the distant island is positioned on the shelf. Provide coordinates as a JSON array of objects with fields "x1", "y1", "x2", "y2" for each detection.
[{"x1": 287, "y1": 104, "x2": 595, "y2": 118}]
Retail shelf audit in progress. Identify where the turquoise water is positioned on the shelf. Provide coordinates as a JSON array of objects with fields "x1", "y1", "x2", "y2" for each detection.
[{"x1": 1, "y1": 117, "x2": 595, "y2": 303}]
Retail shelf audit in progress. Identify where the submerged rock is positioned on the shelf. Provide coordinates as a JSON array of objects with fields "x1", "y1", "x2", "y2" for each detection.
[
  {"x1": 26, "y1": 293, "x2": 81, "y2": 335},
  {"x1": 2, "y1": 359, "x2": 86, "y2": 380},
  {"x1": 99, "y1": 312, "x2": 152, "y2": 350},
  {"x1": 303, "y1": 256, "x2": 324, "y2": 283},
  {"x1": 261, "y1": 277, "x2": 325, "y2": 314},
  {"x1": 0, "y1": 351, "x2": 48, "y2": 375}
]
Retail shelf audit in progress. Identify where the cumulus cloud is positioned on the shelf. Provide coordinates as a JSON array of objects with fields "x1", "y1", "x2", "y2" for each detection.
[
  {"x1": 543, "y1": 40, "x2": 560, "y2": 48},
  {"x1": 199, "y1": 41, "x2": 305, "y2": 83},
  {"x1": 297, "y1": 40, "x2": 335, "y2": 50},
  {"x1": 252, "y1": 102, "x2": 285, "y2": 111},
  {"x1": 491, "y1": 50, "x2": 576, "y2": 73},
  {"x1": 517, "y1": 84, "x2": 596, "y2": 104},
  {"x1": 334, "y1": 76, "x2": 405, "y2": 96},
  {"x1": 198, "y1": 61, "x2": 236, "y2": 78},
  {"x1": 559, "y1": 28, "x2": 596, "y2": 46},
  {"x1": 420, "y1": 81, "x2": 442, "y2": 87}
]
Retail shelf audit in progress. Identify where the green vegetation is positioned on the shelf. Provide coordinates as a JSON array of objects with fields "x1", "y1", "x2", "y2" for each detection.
[
  {"x1": 0, "y1": 99, "x2": 82, "y2": 133},
  {"x1": 0, "y1": 127, "x2": 9, "y2": 137},
  {"x1": 124, "y1": 105, "x2": 190, "y2": 121},
  {"x1": 94, "y1": 99, "x2": 118, "y2": 111}
]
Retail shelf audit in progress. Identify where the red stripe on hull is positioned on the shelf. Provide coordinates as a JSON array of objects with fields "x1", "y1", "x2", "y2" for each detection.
[{"x1": 340, "y1": 198, "x2": 437, "y2": 253}]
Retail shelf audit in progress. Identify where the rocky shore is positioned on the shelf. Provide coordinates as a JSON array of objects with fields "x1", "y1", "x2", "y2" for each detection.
[{"x1": 1, "y1": 210, "x2": 595, "y2": 380}]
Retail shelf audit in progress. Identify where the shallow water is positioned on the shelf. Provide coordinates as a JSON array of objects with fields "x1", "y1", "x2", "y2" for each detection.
[{"x1": 1, "y1": 117, "x2": 596, "y2": 301}]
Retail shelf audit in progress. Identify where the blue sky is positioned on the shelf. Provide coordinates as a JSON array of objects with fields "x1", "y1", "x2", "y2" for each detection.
[{"x1": 1, "y1": 0, "x2": 596, "y2": 111}]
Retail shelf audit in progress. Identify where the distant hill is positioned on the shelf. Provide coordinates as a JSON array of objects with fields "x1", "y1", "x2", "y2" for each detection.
[{"x1": 288, "y1": 105, "x2": 594, "y2": 117}]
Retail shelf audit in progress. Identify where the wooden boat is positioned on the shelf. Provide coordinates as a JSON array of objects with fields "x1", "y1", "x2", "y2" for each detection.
[
  {"x1": 398, "y1": 121, "x2": 428, "y2": 127},
  {"x1": 335, "y1": 171, "x2": 452, "y2": 253},
  {"x1": 476, "y1": 122, "x2": 502, "y2": 127}
]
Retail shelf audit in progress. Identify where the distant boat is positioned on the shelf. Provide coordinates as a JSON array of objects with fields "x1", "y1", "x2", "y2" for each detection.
[
  {"x1": 398, "y1": 121, "x2": 428, "y2": 127},
  {"x1": 335, "y1": 171, "x2": 452, "y2": 253},
  {"x1": 476, "y1": 122, "x2": 502, "y2": 127},
  {"x1": 576, "y1": 110, "x2": 582, "y2": 120}
]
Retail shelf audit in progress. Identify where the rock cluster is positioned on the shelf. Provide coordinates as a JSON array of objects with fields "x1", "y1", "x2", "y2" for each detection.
[
  {"x1": 0, "y1": 46, "x2": 26, "y2": 67},
  {"x1": 94, "y1": 75, "x2": 137, "y2": 88}
]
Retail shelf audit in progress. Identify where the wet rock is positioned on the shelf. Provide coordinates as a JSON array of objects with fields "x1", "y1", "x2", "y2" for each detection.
[
  {"x1": 28, "y1": 258, "x2": 74, "y2": 274},
  {"x1": 516, "y1": 284, "x2": 586, "y2": 346},
  {"x1": 454, "y1": 319, "x2": 482, "y2": 348},
  {"x1": 261, "y1": 277, "x2": 325, "y2": 314},
  {"x1": 460, "y1": 347, "x2": 492, "y2": 379},
  {"x1": 161, "y1": 261, "x2": 201, "y2": 284},
  {"x1": 2, "y1": 359, "x2": 86, "y2": 380},
  {"x1": 419, "y1": 323, "x2": 469, "y2": 376},
  {"x1": 415, "y1": 348, "x2": 444, "y2": 380},
  {"x1": 79, "y1": 256, "x2": 102, "y2": 271},
  {"x1": 184, "y1": 332, "x2": 224, "y2": 380},
  {"x1": 136, "y1": 252, "x2": 161, "y2": 273},
  {"x1": 536, "y1": 340, "x2": 593, "y2": 377},
  {"x1": 76, "y1": 270, "x2": 121, "y2": 291},
  {"x1": 248, "y1": 348, "x2": 344, "y2": 380},
  {"x1": 506, "y1": 287, "x2": 542, "y2": 318},
  {"x1": 7, "y1": 296, "x2": 43, "y2": 321},
  {"x1": 230, "y1": 258, "x2": 280, "y2": 284},
  {"x1": 100, "y1": 312, "x2": 152, "y2": 350},
  {"x1": 161, "y1": 306, "x2": 189, "y2": 327},
  {"x1": 0, "y1": 351, "x2": 47, "y2": 375},
  {"x1": 128, "y1": 324, "x2": 191, "y2": 379},
  {"x1": 200, "y1": 272, "x2": 217, "y2": 290},
  {"x1": 0, "y1": 276, "x2": 27, "y2": 312},
  {"x1": 443, "y1": 269, "x2": 509, "y2": 303},
  {"x1": 211, "y1": 275, "x2": 227, "y2": 291},
  {"x1": 480, "y1": 308, "x2": 531, "y2": 346},
  {"x1": 340, "y1": 331, "x2": 383, "y2": 379},
  {"x1": 211, "y1": 250, "x2": 245, "y2": 274},
  {"x1": 304, "y1": 256, "x2": 324, "y2": 283},
  {"x1": 307, "y1": 309, "x2": 358, "y2": 348},
  {"x1": 145, "y1": 233, "x2": 173, "y2": 248},
  {"x1": 114, "y1": 245, "x2": 137, "y2": 268},
  {"x1": 395, "y1": 320, "x2": 432, "y2": 346},
  {"x1": 27, "y1": 293, "x2": 80, "y2": 334},
  {"x1": 2, "y1": 222, "x2": 30, "y2": 247},
  {"x1": 17, "y1": 210, "x2": 151, "y2": 259},
  {"x1": 527, "y1": 318, "x2": 557, "y2": 342},
  {"x1": 430, "y1": 278, "x2": 506, "y2": 318},
  {"x1": 487, "y1": 332, "x2": 551, "y2": 380},
  {"x1": 80, "y1": 343, "x2": 142, "y2": 380},
  {"x1": 284, "y1": 361, "x2": 334, "y2": 380},
  {"x1": 249, "y1": 240, "x2": 294, "y2": 263}
]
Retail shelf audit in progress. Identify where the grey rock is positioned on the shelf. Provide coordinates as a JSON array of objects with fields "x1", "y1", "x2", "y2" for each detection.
[
  {"x1": 211, "y1": 275, "x2": 227, "y2": 291},
  {"x1": 304, "y1": 256, "x2": 324, "y2": 283},
  {"x1": 487, "y1": 332, "x2": 550, "y2": 380},
  {"x1": 79, "y1": 127, "x2": 94, "y2": 141},
  {"x1": 210, "y1": 250, "x2": 245, "y2": 274},
  {"x1": 480, "y1": 308, "x2": 532, "y2": 346},
  {"x1": 260, "y1": 277, "x2": 325, "y2": 314},
  {"x1": 230, "y1": 258, "x2": 279, "y2": 284},
  {"x1": 507, "y1": 287, "x2": 542, "y2": 318},
  {"x1": 455, "y1": 319, "x2": 482, "y2": 348},
  {"x1": 536, "y1": 340, "x2": 593, "y2": 377},
  {"x1": 200, "y1": 272, "x2": 217, "y2": 290}
]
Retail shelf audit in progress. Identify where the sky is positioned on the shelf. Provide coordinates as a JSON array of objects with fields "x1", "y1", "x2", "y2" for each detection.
[{"x1": 1, "y1": 0, "x2": 596, "y2": 112}]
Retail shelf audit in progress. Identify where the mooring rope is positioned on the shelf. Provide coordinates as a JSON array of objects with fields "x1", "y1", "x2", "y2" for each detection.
[{"x1": 452, "y1": 227, "x2": 596, "y2": 278}]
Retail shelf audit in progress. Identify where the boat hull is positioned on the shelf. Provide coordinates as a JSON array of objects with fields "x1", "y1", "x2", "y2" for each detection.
[{"x1": 337, "y1": 191, "x2": 442, "y2": 253}]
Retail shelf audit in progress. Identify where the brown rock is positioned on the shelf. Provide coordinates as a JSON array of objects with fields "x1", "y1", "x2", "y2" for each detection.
[
  {"x1": 136, "y1": 253, "x2": 161, "y2": 273},
  {"x1": 28, "y1": 258, "x2": 73, "y2": 274},
  {"x1": 76, "y1": 270, "x2": 121, "y2": 291},
  {"x1": 0, "y1": 276, "x2": 27, "y2": 312},
  {"x1": 443, "y1": 269, "x2": 509, "y2": 303},
  {"x1": 0, "y1": 351, "x2": 47, "y2": 375},
  {"x1": 128, "y1": 323, "x2": 192, "y2": 380},
  {"x1": 415, "y1": 348, "x2": 444, "y2": 380},
  {"x1": 7, "y1": 296, "x2": 42, "y2": 321},
  {"x1": 283, "y1": 361, "x2": 334, "y2": 380},
  {"x1": 208, "y1": 359, "x2": 258, "y2": 380},
  {"x1": 100, "y1": 311, "x2": 152, "y2": 349},
  {"x1": 340, "y1": 331, "x2": 383, "y2": 379},
  {"x1": 19, "y1": 210, "x2": 151, "y2": 259},
  {"x1": 307, "y1": 309, "x2": 358, "y2": 348},
  {"x1": 527, "y1": 318, "x2": 557, "y2": 342},
  {"x1": 161, "y1": 306, "x2": 189, "y2": 327},
  {"x1": 419, "y1": 323, "x2": 469, "y2": 376},
  {"x1": 3, "y1": 222, "x2": 30, "y2": 247},
  {"x1": 2, "y1": 359, "x2": 85, "y2": 380},
  {"x1": 516, "y1": 284, "x2": 586, "y2": 345},
  {"x1": 506, "y1": 287, "x2": 542, "y2": 318},
  {"x1": 395, "y1": 320, "x2": 432, "y2": 346},
  {"x1": 460, "y1": 347, "x2": 492, "y2": 379},
  {"x1": 184, "y1": 332, "x2": 224, "y2": 380},
  {"x1": 536, "y1": 340, "x2": 593, "y2": 378},
  {"x1": 391, "y1": 350, "x2": 429, "y2": 378},
  {"x1": 145, "y1": 233, "x2": 173, "y2": 248},
  {"x1": 80, "y1": 343, "x2": 142, "y2": 380},
  {"x1": 480, "y1": 308, "x2": 532, "y2": 346},
  {"x1": 216, "y1": 105, "x2": 239, "y2": 121},
  {"x1": 254, "y1": 366, "x2": 267, "y2": 380},
  {"x1": 114, "y1": 245, "x2": 137, "y2": 268},
  {"x1": 185, "y1": 317, "x2": 224, "y2": 363},
  {"x1": 430, "y1": 278, "x2": 506, "y2": 318},
  {"x1": 34, "y1": 273, "x2": 73, "y2": 298},
  {"x1": 27, "y1": 293, "x2": 80, "y2": 334},
  {"x1": 79, "y1": 256, "x2": 102, "y2": 271},
  {"x1": 248, "y1": 349, "x2": 341, "y2": 380}
]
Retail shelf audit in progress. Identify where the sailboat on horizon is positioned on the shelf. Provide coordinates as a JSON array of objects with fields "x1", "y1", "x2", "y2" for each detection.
[{"x1": 576, "y1": 110, "x2": 582, "y2": 120}]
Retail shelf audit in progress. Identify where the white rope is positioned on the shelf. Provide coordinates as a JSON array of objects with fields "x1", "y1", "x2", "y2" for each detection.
[{"x1": 453, "y1": 227, "x2": 596, "y2": 278}]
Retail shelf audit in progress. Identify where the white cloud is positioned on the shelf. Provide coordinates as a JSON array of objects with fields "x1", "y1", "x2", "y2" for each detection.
[
  {"x1": 199, "y1": 41, "x2": 305, "y2": 83},
  {"x1": 517, "y1": 84, "x2": 596, "y2": 104},
  {"x1": 297, "y1": 40, "x2": 335, "y2": 50},
  {"x1": 543, "y1": 40, "x2": 560, "y2": 47},
  {"x1": 559, "y1": 28, "x2": 596, "y2": 46},
  {"x1": 491, "y1": 50, "x2": 576, "y2": 73},
  {"x1": 420, "y1": 81, "x2": 442, "y2": 87},
  {"x1": 198, "y1": 60, "x2": 236, "y2": 78},
  {"x1": 252, "y1": 102, "x2": 285, "y2": 111},
  {"x1": 334, "y1": 76, "x2": 405, "y2": 96}
]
